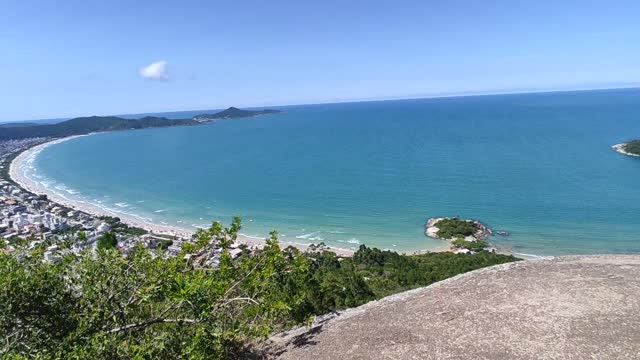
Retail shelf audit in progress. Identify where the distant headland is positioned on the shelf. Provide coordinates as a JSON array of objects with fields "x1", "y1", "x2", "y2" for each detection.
[
  {"x1": 0, "y1": 107, "x2": 283, "y2": 141},
  {"x1": 193, "y1": 107, "x2": 283, "y2": 121},
  {"x1": 612, "y1": 140, "x2": 640, "y2": 157}
]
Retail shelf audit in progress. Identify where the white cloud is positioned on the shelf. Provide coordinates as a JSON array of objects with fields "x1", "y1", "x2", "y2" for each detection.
[{"x1": 139, "y1": 60, "x2": 169, "y2": 80}]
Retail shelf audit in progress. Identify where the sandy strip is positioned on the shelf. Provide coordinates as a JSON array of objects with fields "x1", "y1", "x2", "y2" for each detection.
[
  {"x1": 9, "y1": 136, "x2": 356, "y2": 256},
  {"x1": 612, "y1": 143, "x2": 640, "y2": 158}
]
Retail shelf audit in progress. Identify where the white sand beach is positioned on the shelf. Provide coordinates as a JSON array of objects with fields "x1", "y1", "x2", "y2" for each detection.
[{"x1": 9, "y1": 136, "x2": 355, "y2": 256}]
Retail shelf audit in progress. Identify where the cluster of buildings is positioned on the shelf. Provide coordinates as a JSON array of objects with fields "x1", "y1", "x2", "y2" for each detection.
[
  {"x1": 181, "y1": 240, "x2": 244, "y2": 267},
  {"x1": 0, "y1": 173, "x2": 193, "y2": 260},
  {"x1": 1, "y1": 138, "x2": 246, "y2": 265},
  {"x1": 1, "y1": 195, "x2": 69, "y2": 238},
  {"x1": 0, "y1": 139, "x2": 142, "y2": 258},
  {"x1": 1, "y1": 177, "x2": 111, "y2": 254},
  {"x1": 0, "y1": 138, "x2": 47, "y2": 164}
]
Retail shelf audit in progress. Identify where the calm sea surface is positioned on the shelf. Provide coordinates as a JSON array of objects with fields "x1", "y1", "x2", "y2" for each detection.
[{"x1": 29, "y1": 89, "x2": 640, "y2": 256}]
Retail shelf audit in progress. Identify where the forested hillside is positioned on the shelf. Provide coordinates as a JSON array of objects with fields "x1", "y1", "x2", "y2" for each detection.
[{"x1": 0, "y1": 116, "x2": 197, "y2": 140}]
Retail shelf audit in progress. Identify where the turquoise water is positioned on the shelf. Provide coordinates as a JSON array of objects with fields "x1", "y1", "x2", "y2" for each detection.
[{"x1": 30, "y1": 89, "x2": 640, "y2": 256}]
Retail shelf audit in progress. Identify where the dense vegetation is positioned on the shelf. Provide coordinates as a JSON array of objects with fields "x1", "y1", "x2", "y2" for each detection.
[
  {"x1": 96, "y1": 231, "x2": 118, "y2": 249},
  {"x1": 433, "y1": 218, "x2": 477, "y2": 239},
  {"x1": 193, "y1": 107, "x2": 282, "y2": 121},
  {"x1": 0, "y1": 122, "x2": 39, "y2": 128},
  {"x1": 624, "y1": 139, "x2": 640, "y2": 155},
  {"x1": 0, "y1": 116, "x2": 197, "y2": 140},
  {"x1": 0, "y1": 218, "x2": 517, "y2": 358},
  {"x1": 451, "y1": 238, "x2": 488, "y2": 251}
]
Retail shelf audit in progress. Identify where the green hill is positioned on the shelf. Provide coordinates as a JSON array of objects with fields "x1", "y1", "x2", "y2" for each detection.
[
  {"x1": 193, "y1": 107, "x2": 282, "y2": 121},
  {"x1": 0, "y1": 116, "x2": 197, "y2": 140}
]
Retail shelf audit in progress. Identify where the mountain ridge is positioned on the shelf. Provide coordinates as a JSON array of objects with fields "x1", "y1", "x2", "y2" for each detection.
[
  {"x1": 0, "y1": 107, "x2": 283, "y2": 140},
  {"x1": 0, "y1": 116, "x2": 197, "y2": 140}
]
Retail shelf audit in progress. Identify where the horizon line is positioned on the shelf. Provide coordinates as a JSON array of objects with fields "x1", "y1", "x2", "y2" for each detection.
[{"x1": 4, "y1": 84, "x2": 639, "y2": 124}]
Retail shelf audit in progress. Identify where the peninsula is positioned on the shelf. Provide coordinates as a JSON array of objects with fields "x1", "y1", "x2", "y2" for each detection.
[
  {"x1": 612, "y1": 140, "x2": 640, "y2": 157},
  {"x1": 193, "y1": 106, "x2": 283, "y2": 121}
]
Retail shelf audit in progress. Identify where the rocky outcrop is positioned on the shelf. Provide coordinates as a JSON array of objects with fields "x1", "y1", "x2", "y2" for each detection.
[
  {"x1": 267, "y1": 255, "x2": 640, "y2": 359},
  {"x1": 612, "y1": 143, "x2": 640, "y2": 157}
]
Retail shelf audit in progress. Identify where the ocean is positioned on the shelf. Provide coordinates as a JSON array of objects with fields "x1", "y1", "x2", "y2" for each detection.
[{"x1": 25, "y1": 88, "x2": 640, "y2": 256}]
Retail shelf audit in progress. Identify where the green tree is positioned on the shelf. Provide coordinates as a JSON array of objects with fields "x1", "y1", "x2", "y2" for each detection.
[
  {"x1": 0, "y1": 219, "x2": 312, "y2": 358},
  {"x1": 451, "y1": 238, "x2": 488, "y2": 251},
  {"x1": 96, "y1": 231, "x2": 117, "y2": 249}
]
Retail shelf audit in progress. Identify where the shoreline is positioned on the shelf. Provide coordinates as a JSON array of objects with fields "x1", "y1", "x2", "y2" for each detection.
[
  {"x1": 8, "y1": 136, "x2": 363, "y2": 256},
  {"x1": 612, "y1": 143, "x2": 640, "y2": 158},
  {"x1": 5, "y1": 135, "x2": 520, "y2": 258}
]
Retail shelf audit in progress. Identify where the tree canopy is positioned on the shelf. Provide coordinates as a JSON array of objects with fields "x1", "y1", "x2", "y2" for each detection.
[
  {"x1": 96, "y1": 231, "x2": 117, "y2": 249},
  {"x1": 433, "y1": 218, "x2": 477, "y2": 239},
  {"x1": 624, "y1": 139, "x2": 640, "y2": 155}
]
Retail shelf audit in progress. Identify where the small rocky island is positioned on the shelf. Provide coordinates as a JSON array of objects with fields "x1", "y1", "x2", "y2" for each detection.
[
  {"x1": 612, "y1": 140, "x2": 640, "y2": 157},
  {"x1": 425, "y1": 217, "x2": 492, "y2": 253}
]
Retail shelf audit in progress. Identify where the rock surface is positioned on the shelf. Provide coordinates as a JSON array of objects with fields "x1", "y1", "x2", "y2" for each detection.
[{"x1": 268, "y1": 255, "x2": 640, "y2": 359}]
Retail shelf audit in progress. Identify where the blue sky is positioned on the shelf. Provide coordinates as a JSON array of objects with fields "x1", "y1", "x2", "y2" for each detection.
[{"x1": 1, "y1": 0, "x2": 638, "y2": 122}]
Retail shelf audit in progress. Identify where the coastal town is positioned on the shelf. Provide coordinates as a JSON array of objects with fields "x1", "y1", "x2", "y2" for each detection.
[{"x1": 0, "y1": 137, "x2": 246, "y2": 265}]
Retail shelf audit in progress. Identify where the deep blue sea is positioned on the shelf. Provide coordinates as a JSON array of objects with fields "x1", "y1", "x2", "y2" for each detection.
[{"x1": 29, "y1": 89, "x2": 640, "y2": 256}]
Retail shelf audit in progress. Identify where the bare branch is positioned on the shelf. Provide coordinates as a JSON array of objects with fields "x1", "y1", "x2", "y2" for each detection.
[
  {"x1": 223, "y1": 255, "x2": 267, "y2": 298},
  {"x1": 107, "y1": 318, "x2": 199, "y2": 334},
  {"x1": 215, "y1": 297, "x2": 259, "y2": 309}
]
